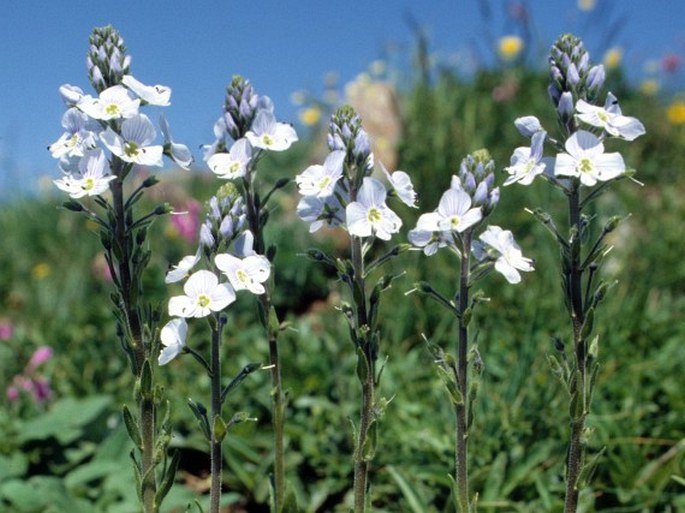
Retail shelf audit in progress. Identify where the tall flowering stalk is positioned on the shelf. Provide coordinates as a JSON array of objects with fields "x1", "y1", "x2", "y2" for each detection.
[
  {"x1": 161, "y1": 184, "x2": 270, "y2": 513},
  {"x1": 408, "y1": 150, "x2": 533, "y2": 512},
  {"x1": 296, "y1": 106, "x2": 415, "y2": 512},
  {"x1": 505, "y1": 34, "x2": 645, "y2": 512},
  {"x1": 51, "y1": 26, "x2": 191, "y2": 513},
  {"x1": 200, "y1": 76, "x2": 298, "y2": 512}
]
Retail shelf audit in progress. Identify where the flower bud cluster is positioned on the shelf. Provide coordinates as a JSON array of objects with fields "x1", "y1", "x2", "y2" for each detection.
[
  {"x1": 328, "y1": 105, "x2": 373, "y2": 180},
  {"x1": 200, "y1": 183, "x2": 247, "y2": 253},
  {"x1": 87, "y1": 25, "x2": 131, "y2": 93},
  {"x1": 224, "y1": 76, "x2": 260, "y2": 140},
  {"x1": 548, "y1": 33, "x2": 605, "y2": 110},
  {"x1": 454, "y1": 149, "x2": 499, "y2": 217}
]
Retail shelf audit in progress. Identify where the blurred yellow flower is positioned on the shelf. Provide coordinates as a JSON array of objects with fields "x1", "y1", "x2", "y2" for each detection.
[
  {"x1": 299, "y1": 106, "x2": 322, "y2": 126},
  {"x1": 667, "y1": 100, "x2": 685, "y2": 125},
  {"x1": 369, "y1": 59, "x2": 386, "y2": 76},
  {"x1": 603, "y1": 47, "x2": 623, "y2": 70},
  {"x1": 640, "y1": 80, "x2": 659, "y2": 96},
  {"x1": 498, "y1": 36, "x2": 524, "y2": 61},
  {"x1": 32, "y1": 262, "x2": 51, "y2": 280},
  {"x1": 578, "y1": 0, "x2": 596, "y2": 11}
]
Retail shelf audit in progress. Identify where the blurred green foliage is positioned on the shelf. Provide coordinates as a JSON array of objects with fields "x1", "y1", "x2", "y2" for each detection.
[{"x1": 1, "y1": 60, "x2": 684, "y2": 512}]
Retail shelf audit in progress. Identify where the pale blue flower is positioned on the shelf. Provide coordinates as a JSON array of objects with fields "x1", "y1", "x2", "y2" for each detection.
[
  {"x1": 555, "y1": 130, "x2": 625, "y2": 186},
  {"x1": 418, "y1": 187, "x2": 482, "y2": 233},
  {"x1": 49, "y1": 108, "x2": 99, "y2": 159},
  {"x1": 101, "y1": 113, "x2": 164, "y2": 166},
  {"x1": 53, "y1": 148, "x2": 116, "y2": 198},
  {"x1": 504, "y1": 131, "x2": 549, "y2": 186},
  {"x1": 215, "y1": 253, "x2": 271, "y2": 295},
  {"x1": 122, "y1": 75, "x2": 171, "y2": 106},
  {"x1": 380, "y1": 162, "x2": 418, "y2": 208},
  {"x1": 576, "y1": 92, "x2": 646, "y2": 141},
  {"x1": 77, "y1": 85, "x2": 140, "y2": 120},
  {"x1": 245, "y1": 111, "x2": 298, "y2": 151},
  {"x1": 158, "y1": 318, "x2": 187, "y2": 366},
  {"x1": 346, "y1": 177, "x2": 401, "y2": 240},
  {"x1": 296, "y1": 150, "x2": 345, "y2": 198},
  {"x1": 207, "y1": 138, "x2": 253, "y2": 179},
  {"x1": 168, "y1": 270, "x2": 235, "y2": 318},
  {"x1": 160, "y1": 114, "x2": 193, "y2": 169},
  {"x1": 479, "y1": 225, "x2": 534, "y2": 284}
]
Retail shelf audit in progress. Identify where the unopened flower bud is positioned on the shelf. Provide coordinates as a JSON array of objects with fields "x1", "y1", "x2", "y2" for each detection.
[
  {"x1": 224, "y1": 75, "x2": 259, "y2": 140},
  {"x1": 514, "y1": 116, "x2": 544, "y2": 138},
  {"x1": 557, "y1": 91, "x2": 574, "y2": 123},
  {"x1": 87, "y1": 25, "x2": 131, "y2": 92}
]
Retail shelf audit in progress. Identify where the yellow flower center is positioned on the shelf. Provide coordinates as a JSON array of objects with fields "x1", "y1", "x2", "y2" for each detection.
[
  {"x1": 579, "y1": 158, "x2": 594, "y2": 174},
  {"x1": 197, "y1": 295, "x2": 211, "y2": 308},
  {"x1": 597, "y1": 111, "x2": 609, "y2": 123},
  {"x1": 124, "y1": 142, "x2": 140, "y2": 158},
  {"x1": 262, "y1": 135, "x2": 274, "y2": 146},
  {"x1": 68, "y1": 134, "x2": 79, "y2": 148},
  {"x1": 450, "y1": 216, "x2": 461, "y2": 228},
  {"x1": 237, "y1": 269, "x2": 249, "y2": 284},
  {"x1": 230, "y1": 162, "x2": 240, "y2": 173},
  {"x1": 318, "y1": 176, "x2": 331, "y2": 191},
  {"x1": 82, "y1": 178, "x2": 95, "y2": 191},
  {"x1": 367, "y1": 207, "x2": 382, "y2": 223},
  {"x1": 105, "y1": 103, "x2": 121, "y2": 116}
]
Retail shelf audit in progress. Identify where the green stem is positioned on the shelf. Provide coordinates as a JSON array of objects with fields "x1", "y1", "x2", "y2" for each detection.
[
  {"x1": 454, "y1": 230, "x2": 472, "y2": 513},
  {"x1": 351, "y1": 235, "x2": 374, "y2": 513},
  {"x1": 209, "y1": 315, "x2": 224, "y2": 513},
  {"x1": 110, "y1": 158, "x2": 157, "y2": 513},
  {"x1": 243, "y1": 175, "x2": 286, "y2": 512},
  {"x1": 564, "y1": 185, "x2": 587, "y2": 513}
]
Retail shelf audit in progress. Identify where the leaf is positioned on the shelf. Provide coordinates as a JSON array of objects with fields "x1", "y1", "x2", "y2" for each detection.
[
  {"x1": 122, "y1": 404, "x2": 142, "y2": 449},
  {"x1": 155, "y1": 449, "x2": 180, "y2": 505},
  {"x1": 18, "y1": 395, "x2": 111, "y2": 445},
  {"x1": 386, "y1": 465, "x2": 427, "y2": 513},
  {"x1": 213, "y1": 415, "x2": 228, "y2": 443}
]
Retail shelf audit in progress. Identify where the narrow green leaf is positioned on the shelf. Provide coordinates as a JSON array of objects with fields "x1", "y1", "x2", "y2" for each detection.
[
  {"x1": 155, "y1": 449, "x2": 180, "y2": 505},
  {"x1": 386, "y1": 465, "x2": 427, "y2": 513},
  {"x1": 122, "y1": 405, "x2": 142, "y2": 449},
  {"x1": 356, "y1": 347, "x2": 369, "y2": 384}
]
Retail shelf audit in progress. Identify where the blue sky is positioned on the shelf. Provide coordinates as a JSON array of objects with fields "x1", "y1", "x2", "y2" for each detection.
[{"x1": 1, "y1": 1, "x2": 684, "y2": 195}]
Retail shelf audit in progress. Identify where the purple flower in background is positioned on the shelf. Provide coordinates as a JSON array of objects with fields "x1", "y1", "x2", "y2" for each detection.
[
  {"x1": 170, "y1": 199, "x2": 201, "y2": 243},
  {"x1": 0, "y1": 321, "x2": 13, "y2": 341}
]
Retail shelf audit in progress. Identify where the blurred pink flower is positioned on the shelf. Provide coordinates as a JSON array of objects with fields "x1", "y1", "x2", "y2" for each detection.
[
  {"x1": 170, "y1": 199, "x2": 201, "y2": 243},
  {"x1": 32, "y1": 377, "x2": 52, "y2": 402},
  {"x1": 663, "y1": 53, "x2": 681, "y2": 74},
  {"x1": 0, "y1": 321, "x2": 13, "y2": 340},
  {"x1": 92, "y1": 254, "x2": 113, "y2": 282},
  {"x1": 6, "y1": 385, "x2": 19, "y2": 402},
  {"x1": 27, "y1": 346, "x2": 54, "y2": 371}
]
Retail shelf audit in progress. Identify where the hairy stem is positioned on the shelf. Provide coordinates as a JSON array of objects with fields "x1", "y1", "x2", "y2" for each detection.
[
  {"x1": 209, "y1": 315, "x2": 224, "y2": 513},
  {"x1": 350, "y1": 235, "x2": 375, "y2": 513},
  {"x1": 454, "y1": 231, "x2": 472, "y2": 513},
  {"x1": 243, "y1": 176, "x2": 286, "y2": 512},
  {"x1": 110, "y1": 158, "x2": 157, "y2": 513},
  {"x1": 564, "y1": 185, "x2": 587, "y2": 513}
]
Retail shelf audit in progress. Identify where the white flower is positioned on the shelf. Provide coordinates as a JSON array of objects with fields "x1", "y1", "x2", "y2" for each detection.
[
  {"x1": 158, "y1": 318, "x2": 187, "y2": 366},
  {"x1": 297, "y1": 194, "x2": 346, "y2": 233},
  {"x1": 53, "y1": 148, "x2": 116, "y2": 198},
  {"x1": 49, "y1": 108, "x2": 99, "y2": 159},
  {"x1": 419, "y1": 187, "x2": 482, "y2": 233},
  {"x1": 296, "y1": 150, "x2": 345, "y2": 197},
  {"x1": 346, "y1": 177, "x2": 401, "y2": 240},
  {"x1": 207, "y1": 138, "x2": 252, "y2": 179},
  {"x1": 380, "y1": 162, "x2": 418, "y2": 208},
  {"x1": 504, "y1": 131, "x2": 549, "y2": 186},
  {"x1": 555, "y1": 130, "x2": 625, "y2": 187},
  {"x1": 77, "y1": 85, "x2": 140, "y2": 120},
  {"x1": 215, "y1": 253, "x2": 271, "y2": 295},
  {"x1": 408, "y1": 214, "x2": 451, "y2": 256},
  {"x1": 100, "y1": 113, "x2": 164, "y2": 166},
  {"x1": 245, "y1": 111, "x2": 298, "y2": 151},
  {"x1": 165, "y1": 251, "x2": 201, "y2": 284},
  {"x1": 122, "y1": 75, "x2": 171, "y2": 106},
  {"x1": 168, "y1": 270, "x2": 235, "y2": 318},
  {"x1": 202, "y1": 117, "x2": 228, "y2": 161},
  {"x1": 160, "y1": 114, "x2": 193, "y2": 169},
  {"x1": 479, "y1": 225, "x2": 534, "y2": 284},
  {"x1": 576, "y1": 92, "x2": 645, "y2": 141},
  {"x1": 59, "y1": 84, "x2": 85, "y2": 106}
]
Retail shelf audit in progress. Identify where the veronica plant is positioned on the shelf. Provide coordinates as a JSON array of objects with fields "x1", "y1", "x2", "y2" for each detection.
[
  {"x1": 408, "y1": 150, "x2": 532, "y2": 512},
  {"x1": 505, "y1": 34, "x2": 645, "y2": 512},
  {"x1": 296, "y1": 105, "x2": 415, "y2": 513},
  {"x1": 50, "y1": 25, "x2": 192, "y2": 513},
  {"x1": 161, "y1": 183, "x2": 270, "y2": 513},
  {"x1": 200, "y1": 76, "x2": 298, "y2": 512}
]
